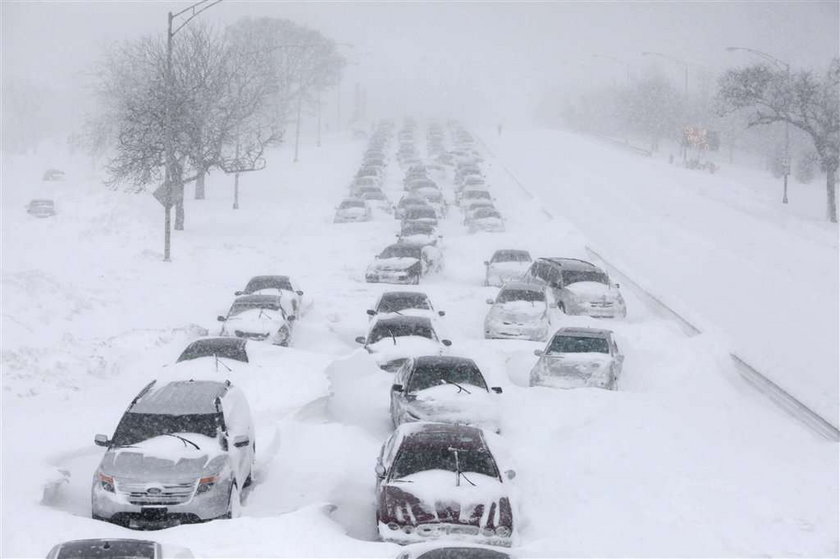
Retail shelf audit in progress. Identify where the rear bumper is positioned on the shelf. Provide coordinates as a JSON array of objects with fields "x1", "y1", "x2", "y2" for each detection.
[{"x1": 378, "y1": 521, "x2": 512, "y2": 547}]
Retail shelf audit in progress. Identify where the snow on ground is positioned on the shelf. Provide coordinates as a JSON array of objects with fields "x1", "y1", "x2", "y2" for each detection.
[
  {"x1": 1, "y1": 127, "x2": 837, "y2": 557},
  {"x1": 480, "y1": 127, "x2": 839, "y2": 427}
]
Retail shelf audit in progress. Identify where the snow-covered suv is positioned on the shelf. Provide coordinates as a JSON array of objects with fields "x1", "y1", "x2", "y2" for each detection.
[
  {"x1": 91, "y1": 379, "x2": 255, "y2": 528},
  {"x1": 523, "y1": 258, "x2": 626, "y2": 319}
]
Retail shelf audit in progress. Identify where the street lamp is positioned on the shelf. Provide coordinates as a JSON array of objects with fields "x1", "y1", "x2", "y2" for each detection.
[
  {"x1": 726, "y1": 46, "x2": 791, "y2": 204},
  {"x1": 159, "y1": 0, "x2": 222, "y2": 261}
]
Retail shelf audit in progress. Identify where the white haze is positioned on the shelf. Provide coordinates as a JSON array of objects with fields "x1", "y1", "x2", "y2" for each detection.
[{"x1": 2, "y1": 1, "x2": 838, "y2": 144}]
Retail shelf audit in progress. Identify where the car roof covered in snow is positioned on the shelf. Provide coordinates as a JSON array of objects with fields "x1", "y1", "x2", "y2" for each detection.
[
  {"x1": 552, "y1": 327, "x2": 613, "y2": 338},
  {"x1": 131, "y1": 380, "x2": 229, "y2": 415},
  {"x1": 541, "y1": 257, "x2": 600, "y2": 271}
]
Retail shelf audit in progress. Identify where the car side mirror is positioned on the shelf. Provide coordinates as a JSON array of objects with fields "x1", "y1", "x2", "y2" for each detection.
[
  {"x1": 296, "y1": 290, "x2": 304, "y2": 296},
  {"x1": 486, "y1": 299, "x2": 494, "y2": 305},
  {"x1": 232, "y1": 435, "x2": 250, "y2": 448},
  {"x1": 491, "y1": 387, "x2": 503, "y2": 394},
  {"x1": 505, "y1": 469, "x2": 516, "y2": 480},
  {"x1": 287, "y1": 315, "x2": 296, "y2": 322},
  {"x1": 94, "y1": 434, "x2": 110, "y2": 447},
  {"x1": 614, "y1": 283, "x2": 620, "y2": 289},
  {"x1": 534, "y1": 349, "x2": 544, "y2": 356},
  {"x1": 217, "y1": 315, "x2": 226, "y2": 322},
  {"x1": 441, "y1": 339, "x2": 452, "y2": 347},
  {"x1": 355, "y1": 336, "x2": 366, "y2": 344},
  {"x1": 375, "y1": 463, "x2": 386, "y2": 478},
  {"x1": 234, "y1": 291, "x2": 243, "y2": 296},
  {"x1": 438, "y1": 310, "x2": 445, "y2": 317},
  {"x1": 391, "y1": 384, "x2": 403, "y2": 392},
  {"x1": 366, "y1": 309, "x2": 376, "y2": 316}
]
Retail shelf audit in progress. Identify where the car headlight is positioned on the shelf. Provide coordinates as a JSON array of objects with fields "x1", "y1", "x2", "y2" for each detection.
[
  {"x1": 98, "y1": 472, "x2": 115, "y2": 493},
  {"x1": 196, "y1": 475, "x2": 220, "y2": 494}
]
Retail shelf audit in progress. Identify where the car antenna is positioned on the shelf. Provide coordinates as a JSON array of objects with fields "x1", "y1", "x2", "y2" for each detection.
[{"x1": 388, "y1": 327, "x2": 397, "y2": 345}]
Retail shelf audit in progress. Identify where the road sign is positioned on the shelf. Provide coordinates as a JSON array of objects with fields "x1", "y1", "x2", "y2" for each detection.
[{"x1": 153, "y1": 183, "x2": 174, "y2": 209}]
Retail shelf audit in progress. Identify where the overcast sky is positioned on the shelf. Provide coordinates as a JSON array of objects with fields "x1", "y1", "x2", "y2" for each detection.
[{"x1": 2, "y1": 1, "x2": 838, "y2": 133}]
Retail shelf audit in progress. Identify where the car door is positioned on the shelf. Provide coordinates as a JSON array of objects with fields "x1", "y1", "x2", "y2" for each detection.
[
  {"x1": 221, "y1": 388, "x2": 254, "y2": 487},
  {"x1": 390, "y1": 360, "x2": 412, "y2": 425}
]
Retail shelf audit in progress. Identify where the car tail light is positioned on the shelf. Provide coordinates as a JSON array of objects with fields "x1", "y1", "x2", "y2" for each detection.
[
  {"x1": 495, "y1": 525, "x2": 511, "y2": 538},
  {"x1": 387, "y1": 522, "x2": 400, "y2": 531},
  {"x1": 98, "y1": 473, "x2": 114, "y2": 493},
  {"x1": 196, "y1": 475, "x2": 219, "y2": 494}
]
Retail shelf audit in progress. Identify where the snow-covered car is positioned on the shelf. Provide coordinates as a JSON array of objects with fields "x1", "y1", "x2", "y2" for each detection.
[
  {"x1": 395, "y1": 542, "x2": 512, "y2": 559},
  {"x1": 366, "y1": 243, "x2": 441, "y2": 285},
  {"x1": 467, "y1": 208, "x2": 505, "y2": 233},
  {"x1": 459, "y1": 188, "x2": 492, "y2": 207},
  {"x1": 529, "y1": 327, "x2": 624, "y2": 390},
  {"x1": 26, "y1": 199, "x2": 56, "y2": 218},
  {"x1": 484, "y1": 282, "x2": 550, "y2": 341},
  {"x1": 92, "y1": 379, "x2": 255, "y2": 528},
  {"x1": 375, "y1": 422, "x2": 515, "y2": 547},
  {"x1": 463, "y1": 200, "x2": 496, "y2": 222},
  {"x1": 355, "y1": 315, "x2": 451, "y2": 372},
  {"x1": 367, "y1": 291, "x2": 446, "y2": 321},
  {"x1": 522, "y1": 258, "x2": 626, "y2": 318},
  {"x1": 484, "y1": 249, "x2": 532, "y2": 287},
  {"x1": 218, "y1": 294, "x2": 295, "y2": 346},
  {"x1": 334, "y1": 198, "x2": 372, "y2": 223},
  {"x1": 390, "y1": 356, "x2": 503, "y2": 432},
  {"x1": 42, "y1": 168, "x2": 66, "y2": 181},
  {"x1": 410, "y1": 187, "x2": 447, "y2": 217},
  {"x1": 395, "y1": 195, "x2": 431, "y2": 220},
  {"x1": 351, "y1": 176, "x2": 381, "y2": 193},
  {"x1": 359, "y1": 189, "x2": 394, "y2": 214},
  {"x1": 398, "y1": 222, "x2": 441, "y2": 247},
  {"x1": 402, "y1": 205, "x2": 439, "y2": 228},
  {"x1": 177, "y1": 337, "x2": 250, "y2": 364},
  {"x1": 234, "y1": 275, "x2": 305, "y2": 316},
  {"x1": 46, "y1": 539, "x2": 194, "y2": 559}
]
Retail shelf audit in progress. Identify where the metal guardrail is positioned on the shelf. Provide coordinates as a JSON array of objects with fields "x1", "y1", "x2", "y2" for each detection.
[
  {"x1": 587, "y1": 246, "x2": 839, "y2": 442},
  {"x1": 476, "y1": 131, "x2": 839, "y2": 442}
]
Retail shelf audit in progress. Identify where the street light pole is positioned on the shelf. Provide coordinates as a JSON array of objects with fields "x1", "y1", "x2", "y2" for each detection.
[
  {"x1": 160, "y1": 0, "x2": 222, "y2": 262},
  {"x1": 726, "y1": 46, "x2": 791, "y2": 204}
]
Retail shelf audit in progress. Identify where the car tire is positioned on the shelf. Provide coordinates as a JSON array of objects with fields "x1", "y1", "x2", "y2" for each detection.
[{"x1": 224, "y1": 481, "x2": 242, "y2": 519}]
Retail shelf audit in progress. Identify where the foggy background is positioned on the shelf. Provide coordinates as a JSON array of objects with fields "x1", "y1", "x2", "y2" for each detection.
[{"x1": 3, "y1": 1, "x2": 838, "y2": 152}]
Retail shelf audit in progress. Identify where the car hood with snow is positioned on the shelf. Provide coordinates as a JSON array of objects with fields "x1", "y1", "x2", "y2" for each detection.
[
  {"x1": 531, "y1": 352, "x2": 616, "y2": 389},
  {"x1": 401, "y1": 384, "x2": 500, "y2": 432},
  {"x1": 99, "y1": 434, "x2": 225, "y2": 480},
  {"x1": 221, "y1": 309, "x2": 288, "y2": 337}
]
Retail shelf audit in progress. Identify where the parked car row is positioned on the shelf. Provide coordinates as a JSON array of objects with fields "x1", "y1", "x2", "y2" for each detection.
[{"x1": 335, "y1": 121, "x2": 396, "y2": 223}]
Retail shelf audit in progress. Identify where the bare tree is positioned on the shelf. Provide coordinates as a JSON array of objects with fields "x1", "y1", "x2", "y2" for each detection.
[{"x1": 717, "y1": 59, "x2": 839, "y2": 222}]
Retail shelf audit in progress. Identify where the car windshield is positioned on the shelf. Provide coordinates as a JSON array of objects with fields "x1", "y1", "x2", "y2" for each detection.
[
  {"x1": 464, "y1": 190, "x2": 491, "y2": 199},
  {"x1": 391, "y1": 439, "x2": 499, "y2": 479},
  {"x1": 473, "y1": 208, "x2": 501, "y2": 219},
  {"x1": 417, "y1": 549, "x2": 510, "y2": 559},
  {"x1": 497, "y1": 288, "x2": 544, "y2": 304},
  {"x1": 368, "y1": 321, "x2": 434, "y2": 344},
  {"x1": 378, "y1": 293, "x2": 431, "y2": 313},
  {"x1": 404, "y1": 207, "x2": 437, "y2": 219},
  {"x1": 228, "y1": 300, "x2": 283, "y2": 316},
  {"x1": 380, "y1": 245, "x2": 422, "y2": 259},
  {"x1": 245, "y1": 277, "x2": 292, "y2": 292},
  {"x1": 339, "y1": 200, "x2": 365, "y2": 209},
  {"x1": 177, "y1": 340, "x2": 248, "y2": 363},
  {"x1": 563, "y1": 270, "x2": 609, "y2": 285},
  {"x1": 548, "y1": 335, "x2": 610, "y2": 354},
  {"x1": 402, "y1": 223, "x2": 435, "y2": 236},
  {"x1": 492, "y1": 250, "x2": 531, "y2": 263},
  {"x1": 56, "y1": 540, "x2": 157, "y2": 559},
  {"x1": 407, "y1": 361, "x2": 488, "y2": 392},
  {"x1": 111, "y1": 412, "x2": 221, "y2": 446}
]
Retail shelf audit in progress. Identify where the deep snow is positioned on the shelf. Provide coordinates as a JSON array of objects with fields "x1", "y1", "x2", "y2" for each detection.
[{"x1": 1, "y1": 127, "x2": 837, "y2": 557}]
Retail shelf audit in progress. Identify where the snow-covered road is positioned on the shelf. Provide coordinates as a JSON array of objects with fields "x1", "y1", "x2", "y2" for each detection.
[{"x1": 2, "y1": 127, "x2": 837, "y2": 557}]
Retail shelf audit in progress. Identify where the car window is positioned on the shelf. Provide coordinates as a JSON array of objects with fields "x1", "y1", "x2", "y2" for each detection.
[
  {"x1": 497, "y1": 288, "x2": 545, "y2": 303},
  {"x1": 548, "y1": 335, "x2": 610, "y2": 354},
  {"x1": 562, "y1": 269, "x2": 609, "y2": 285},
  {"x1": 112, "y1": 412, "x2": 222, "y2": 446},
  {"x1": 369, "y1": 321, "x2": 434, "y2": 344},
  {"x1": 391, "y1": 441, "x2": 499, "y2": 479},
  {"x1": 407, "y1": 361, "x2": 488, "y2": 393}
]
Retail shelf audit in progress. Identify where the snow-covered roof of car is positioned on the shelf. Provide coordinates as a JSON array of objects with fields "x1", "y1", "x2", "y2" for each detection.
[
  {"x1": 541, "y1": 257, "x2": 600, "y2": 271},
  {"x1": 132, "y1": 380, "x2": 229, "y2": 415},
  {"x1": 552, "y1": 327, "x2": 613, "y2": 338}
]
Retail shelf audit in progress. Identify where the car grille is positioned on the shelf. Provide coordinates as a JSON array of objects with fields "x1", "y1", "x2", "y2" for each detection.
[
  {"x1": 116, "y1": 479, "x2": 197, "y2": 506},
  {"x1": 235, "y1": 330, "x2": 269, "y2": 340},
  {"x1": 589, "y1": 301, "x2": 614, "y2": 308}
]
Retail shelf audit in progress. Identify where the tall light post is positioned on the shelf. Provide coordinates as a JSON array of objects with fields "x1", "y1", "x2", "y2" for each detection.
[
  {"x1": 726, "y1": 46, "x2": 791, "y2": 204},
  {"x1": 159, "y1": 0, "x2": 222, "y2": 261}
]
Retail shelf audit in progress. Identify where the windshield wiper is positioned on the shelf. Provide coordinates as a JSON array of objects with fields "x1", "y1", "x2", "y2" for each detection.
[
  {"x1": 214, "y1": 353, "x2": 233, "y2": 373},
  {"x1": 387, "y1": 328, "x2": 397, "y2": 345},
  {"x1": 441, "y1": 378, "x2": 471, "y2": 394},
  {"x1": 448, "y1": 447, "x2": 477, "y2": 487},
  {"x1": 163, "y1": 433, "x2": 201, "y2": 450}
]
